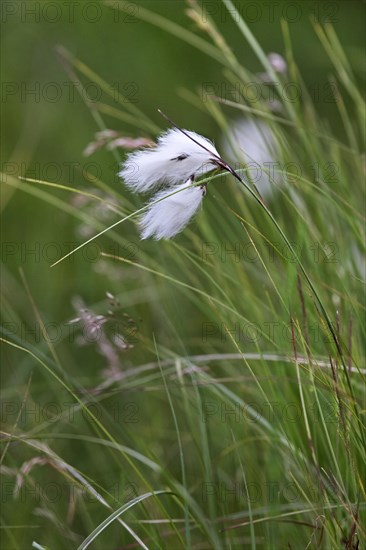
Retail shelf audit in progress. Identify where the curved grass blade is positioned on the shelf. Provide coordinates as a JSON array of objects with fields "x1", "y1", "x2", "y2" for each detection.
[{"x1": 77, "y1": 490, "x2": 175, "y2": 550}]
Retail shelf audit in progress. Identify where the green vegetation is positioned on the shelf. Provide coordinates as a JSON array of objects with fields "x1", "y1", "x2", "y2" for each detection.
[{"x1": 1, "y1": 1, "x2": 365, "y2": 548}]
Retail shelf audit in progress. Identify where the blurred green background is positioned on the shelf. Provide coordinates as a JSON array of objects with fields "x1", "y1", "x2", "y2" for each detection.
[
  {"x1": 2, "y1": 0, "x2": 364, "y2": 325},
  {"x1": 1, "y1": 1, "x2": 365, "y2": 548}
]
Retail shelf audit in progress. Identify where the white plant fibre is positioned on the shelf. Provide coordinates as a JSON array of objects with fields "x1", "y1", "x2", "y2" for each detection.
[
  {"x1": 222, "y1": 118, "x2": 280, "y2": 197},
  {"x1": 120, "y1": 128, "x2": 219, "y2": 193},
  {"x1": 140, "y1": 177, "x2": 204, "y2": 240}
]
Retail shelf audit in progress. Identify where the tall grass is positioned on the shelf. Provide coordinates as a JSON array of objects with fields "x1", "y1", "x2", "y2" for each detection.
[{"x1": 1, "y1": 1, "x2": 365, "y2": 548}]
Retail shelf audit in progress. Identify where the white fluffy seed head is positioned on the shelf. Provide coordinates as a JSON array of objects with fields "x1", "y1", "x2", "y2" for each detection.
[
  {"x1": 139, "y1": 177, "x2": 204, "y2": 240},
  {"x1": 120, "y1": 128, "x2": 219, "y2": 193},
  {"x1": 221, "y1": 118, "x2": 279, "y2": 197}
]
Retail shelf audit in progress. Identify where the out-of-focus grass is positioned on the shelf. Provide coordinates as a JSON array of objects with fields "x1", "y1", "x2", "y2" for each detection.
[{"x1": 1, "y1": 1, "x2": 365, "y2": 548}]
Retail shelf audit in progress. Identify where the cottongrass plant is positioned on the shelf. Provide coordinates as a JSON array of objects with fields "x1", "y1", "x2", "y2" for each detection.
[
  {"x1": 138, "y1": 177, "x2": 205, "y2": 240},
  {"x1": 221, "y1": 117, "x2": 280, "y2": 198},
  {"x1": 120, "y1": 128, "x2": 221, "y2": 192},
  {"x1": 120, "y1": 127, "x2": 223, "y2": 239},
  {"x1": 2, "y1": 1, "x2": 365, "y2": 549},
  {"x1": 120, "y1": 119, "x2": 265, "y2": 239}
]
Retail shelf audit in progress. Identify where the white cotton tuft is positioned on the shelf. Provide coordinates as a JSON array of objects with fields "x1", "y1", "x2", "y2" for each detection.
[
  {"x1": 120, "y1": 128, "x2": 219, "y2": 193},
  {"x1": 221, "y1": 118, "x2": 280, "y2": 197},
  {"x1": 139, "y1": 177, "x2": 204, "y2": 240}
]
